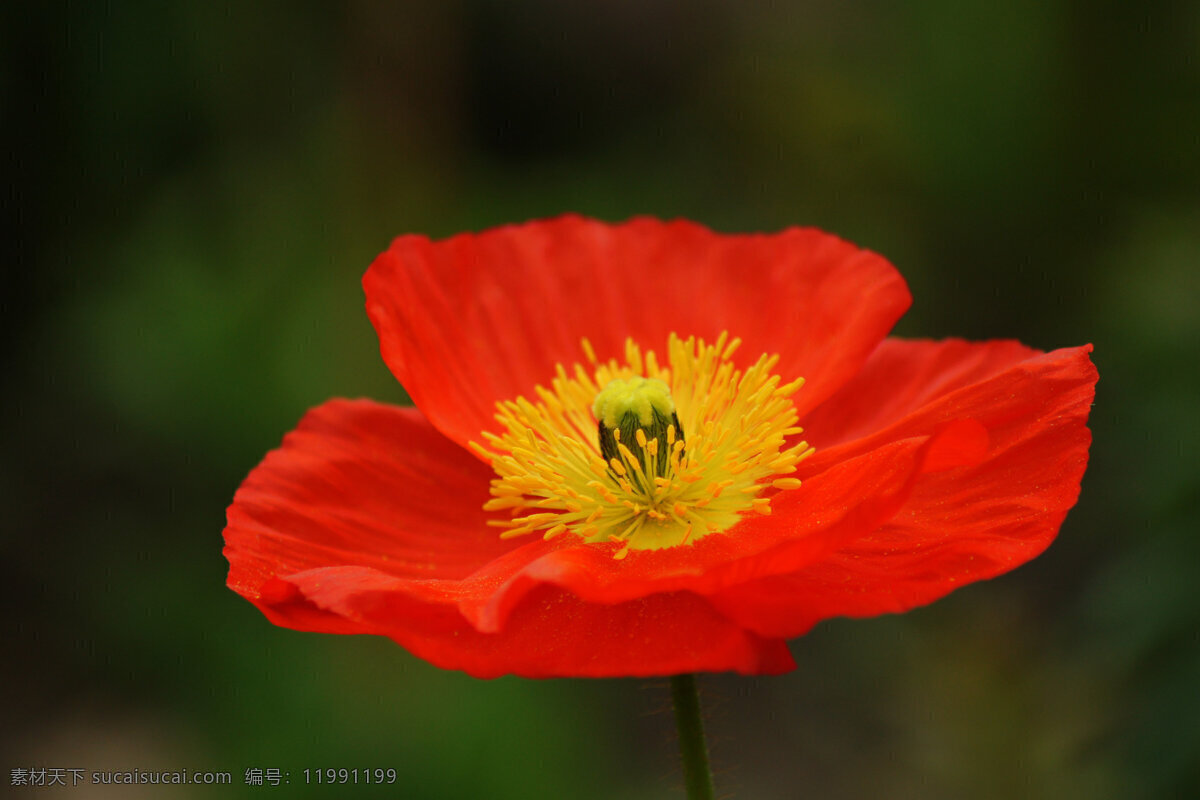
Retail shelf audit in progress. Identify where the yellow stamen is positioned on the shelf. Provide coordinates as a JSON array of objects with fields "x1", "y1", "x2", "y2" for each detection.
[{"x1": 475, "y1": 333, "x2": 813, "y2": 556}]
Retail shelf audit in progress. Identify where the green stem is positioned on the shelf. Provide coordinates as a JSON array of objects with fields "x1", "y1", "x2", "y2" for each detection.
[{"x1": 671, "y1": 673, "x2": 716, "y2": 800}]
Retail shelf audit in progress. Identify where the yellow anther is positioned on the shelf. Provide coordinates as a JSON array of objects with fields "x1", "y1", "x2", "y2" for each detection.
[{"x1": 474, "y1": 332, "x2": 813, "y2": 556}]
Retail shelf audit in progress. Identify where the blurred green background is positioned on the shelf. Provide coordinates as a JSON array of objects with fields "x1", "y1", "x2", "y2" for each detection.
[{"x1": 5, "y1": 1, "x2": 1198, "y2": 797}]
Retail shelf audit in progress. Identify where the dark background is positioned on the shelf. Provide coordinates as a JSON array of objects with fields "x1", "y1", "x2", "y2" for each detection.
[{"x1": 5, "y1": 1, "x2": 1198, "y2": 797}]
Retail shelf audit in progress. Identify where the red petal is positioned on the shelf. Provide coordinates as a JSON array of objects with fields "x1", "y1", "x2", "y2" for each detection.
[
  {"x1": 799, "y1": 341, "x2": 1095, "y2": 478},
  {"x1": 224, "y1": 399, "x2": 517, "y2": 594},
  {"x1": 223, "y1": 398, "x2": 794, "y2": 676},
  {"x1": 258, "y1": 571, "x2": 795, "y2": 678},
  {"x1": 472, "y1": 429, "x2": 975, "y2": 612},
  {"x1": 364, "y1": 215, "x2": 910, "y2": 453},
  {"x1": 711, "y1": 342, "x2": 1098, "y2": 637},
  {"x1": 802, "y1": 337, "x2": 1041, "y2": 450}
]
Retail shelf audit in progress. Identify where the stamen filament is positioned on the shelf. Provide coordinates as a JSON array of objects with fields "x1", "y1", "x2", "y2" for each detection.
[{"x1": 475, "y1": 332, "x2": 813, "y2": 555}]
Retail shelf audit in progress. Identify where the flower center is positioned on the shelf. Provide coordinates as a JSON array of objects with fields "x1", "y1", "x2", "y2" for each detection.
[{"x1": 470, "y1": 332, "x2": 813, "y2": 559}]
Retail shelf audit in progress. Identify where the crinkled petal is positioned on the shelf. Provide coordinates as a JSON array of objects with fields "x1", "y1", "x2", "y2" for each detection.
[
  {"x1": 710, "y1": 342, "x2": 1098, "y2": 637},
  {"x1": 364, "y1": 215, "x2": 910, "y2": 453},
  {"x1": 802, "y1": 337, "x2": 1040, "y2": 451},
  {"x1": 798, "y1": 341, "x2": 1094, "y2": 477},
  {"x1": 466, "y1": 430, "x2": 978, "y2": 616},
  {"x1": 256, "y1": 571, "x2": 795, "y2": 678},
  {"x1": 222, "y1": 398, "x2": 794, "y2": 676},
  {"x1": 224, "y1": 399, "x2": 518, "y2": 593}
]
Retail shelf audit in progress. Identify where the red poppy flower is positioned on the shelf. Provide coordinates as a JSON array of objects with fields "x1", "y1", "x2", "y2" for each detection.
[{"x1": 223, "y1": 215, "x2": 1097, "y2": 678}]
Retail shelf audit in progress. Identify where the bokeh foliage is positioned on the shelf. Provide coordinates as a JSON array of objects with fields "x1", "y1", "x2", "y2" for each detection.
[{"x1": 5, "y1": 1, "x2": 1198, "y2": 797}]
